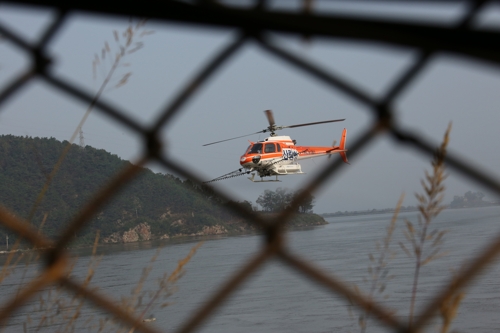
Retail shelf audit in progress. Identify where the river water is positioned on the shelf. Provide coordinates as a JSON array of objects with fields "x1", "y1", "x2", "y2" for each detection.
[{"x1": 1, "y1": 206, "x2": 500, "y2": 332}]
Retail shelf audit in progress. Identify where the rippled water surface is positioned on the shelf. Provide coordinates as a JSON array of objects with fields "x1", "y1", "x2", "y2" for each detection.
[{"x1": 2, "y1": 206, "x2": 500, "y2": 332}]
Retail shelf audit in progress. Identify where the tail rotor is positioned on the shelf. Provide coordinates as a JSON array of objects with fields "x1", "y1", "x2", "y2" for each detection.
[{"x1": 339, "y1": 128, "x2": 349, "y2": 164}]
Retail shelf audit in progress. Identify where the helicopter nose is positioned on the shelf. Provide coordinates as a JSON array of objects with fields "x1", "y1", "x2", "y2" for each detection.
[
  {"x1": 252, "y1": 155, "x2": 261, "y2": 164},
  {"x1": 240, "y1": 156, "x2": 250, "y2": 166}
]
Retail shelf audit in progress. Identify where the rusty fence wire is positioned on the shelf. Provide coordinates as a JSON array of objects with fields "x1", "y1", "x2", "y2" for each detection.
[{"x1": 1, "y1": 0, "x2": 500, "y2": 332}]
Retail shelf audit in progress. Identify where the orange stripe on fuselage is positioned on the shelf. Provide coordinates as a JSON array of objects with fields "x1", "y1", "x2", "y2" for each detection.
[
  {"x1": 296, "y1": 146, "x2": 342, "y2": 159},
  {"x1": 240, "y1": 146, "x2": 342, "y2": 165}
]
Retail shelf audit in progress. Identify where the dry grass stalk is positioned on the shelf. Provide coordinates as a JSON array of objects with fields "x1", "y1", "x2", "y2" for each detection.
[
  {"x1": 1, "y1": 20, "x2": 153, "y2": 330},
  {"x1": 0, "y1": 240, "x2": 23, "y2": 284},
  {"x1": 76, "y1": 242, "x2": 202, "y2": 333},
  {"x1": 17, "y1": 236, "x2": 201, "y2": 332},
  {"x1": 0, "y1": 213, "x2": 48, "y2": 285},
  {"x1": 353, "y1": 194, "x2": 404, "y2": 332},
  {"x1": 352, "y1": 124, "x2": 461, "y2": 333},
  {"x1": 127, "y1": 242, "x2": 203, "y2": 333},
  {"x1": 25, "y1": 18, "x2": 152, "y2": 232},
  {"x1": 60, "y1": 231, "x2": 102, "y2": 332},
  {"x1": 15, "y1": 214, "x2": 49, "y2": 298},
  {"x1": 399, "y1": 123, "x2": 452, "y2": 327},
  {"x1": 439, "y1": 286, "x2": 464, "y2": 333},
  {"x1": 21, "y1": 231, "x2": 102, "y2": 333},
  {"x1": 0, "y1": 20, "x2": 157, "y2": 332}
]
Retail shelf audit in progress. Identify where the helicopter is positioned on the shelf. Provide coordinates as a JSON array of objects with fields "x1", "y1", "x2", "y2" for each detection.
[{"x1": 203, "y1": 110, "x2": 348, "y2": 183}]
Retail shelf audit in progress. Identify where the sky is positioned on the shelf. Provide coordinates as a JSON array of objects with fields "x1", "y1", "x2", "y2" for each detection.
[{"x1": 1, "y1": 1, "x2": 500, "y2": 214}]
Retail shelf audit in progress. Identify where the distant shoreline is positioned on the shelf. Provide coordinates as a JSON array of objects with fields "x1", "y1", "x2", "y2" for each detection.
[
  {"x1": 321, "y1": 207, "x2": 419, "y2": 218},
  {"x1": 320, "y1": 203, "x2": 500, "y2": 218}
]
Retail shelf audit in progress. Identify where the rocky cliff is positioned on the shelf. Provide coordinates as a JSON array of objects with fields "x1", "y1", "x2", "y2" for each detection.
[{"x1": 101, "y1": 214, "x2": 326, "y2": 244}]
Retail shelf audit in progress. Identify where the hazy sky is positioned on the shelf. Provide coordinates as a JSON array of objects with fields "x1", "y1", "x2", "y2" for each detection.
[{"x1": 1, "y1": 2, "x2": 500, "y2": 213}]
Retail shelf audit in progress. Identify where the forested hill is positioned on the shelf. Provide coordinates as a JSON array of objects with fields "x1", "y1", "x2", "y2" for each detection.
[{"x1": 0, "y1": 135, "x2": 325, "y2": 246}]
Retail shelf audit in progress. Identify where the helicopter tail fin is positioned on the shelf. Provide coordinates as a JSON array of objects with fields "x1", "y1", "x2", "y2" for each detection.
[{"x1": 339, "y1": 128, "x2": 349, "y2": 164}]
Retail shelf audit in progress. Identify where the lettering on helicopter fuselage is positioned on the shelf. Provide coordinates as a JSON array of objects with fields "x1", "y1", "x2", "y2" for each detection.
[{"x1": 282, "y1": 149, "x2": 299, "y2": 160}]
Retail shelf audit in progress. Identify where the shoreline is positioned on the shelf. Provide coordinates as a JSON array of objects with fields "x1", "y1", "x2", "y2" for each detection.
[
  {"x1": 0, "y1": 216, "x2": 328, "y2": 255},
  {"x1": 320, "y1": 203, "x2": 500, "y2": 218}
]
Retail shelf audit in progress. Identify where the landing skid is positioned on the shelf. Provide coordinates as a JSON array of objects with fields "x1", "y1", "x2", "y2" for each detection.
[{"x1": 248, "y1": 173, "x2": 281, "y2": 182}]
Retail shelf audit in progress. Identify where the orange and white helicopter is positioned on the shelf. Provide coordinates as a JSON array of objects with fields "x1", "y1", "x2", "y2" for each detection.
[{"x1": 203, "y1": 110, "x2": 348, "y2": 183}]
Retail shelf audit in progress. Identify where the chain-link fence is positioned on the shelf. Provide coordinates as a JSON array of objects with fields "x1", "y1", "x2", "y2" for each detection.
[{"x1": 1, "y1": 0, "x2": 500, "y2": 332}]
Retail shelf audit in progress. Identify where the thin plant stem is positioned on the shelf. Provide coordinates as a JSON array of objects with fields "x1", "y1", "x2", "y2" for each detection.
[
  {"x1": 406, "y1": 123, "x2": 451, "y2": 327},
  {"x1": 359, "y1": 193, "x2": 404, "y2": 333},
  {"x1": 25, "y1": 20, "x2": 150, "y2": 231}
]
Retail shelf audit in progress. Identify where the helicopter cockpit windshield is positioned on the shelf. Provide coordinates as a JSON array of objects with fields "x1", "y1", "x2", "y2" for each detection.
[{"x1": 248, "y1": 143, "x2": 263, "y2": 154}]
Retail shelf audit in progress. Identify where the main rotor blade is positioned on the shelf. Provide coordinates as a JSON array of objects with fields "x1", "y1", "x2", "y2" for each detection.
[
  {"x1": 203, "y1": 117, "x2": 345, "y2": 146},
  {"x1": 264, "y1": 110, "x2": 275, "y2": 127},
  {"x1": 285, "y1": 118, "x2": 345, "y2": 129},
  {"x1": 202, "y1": 131, "x2": 265, "y2": 146}
]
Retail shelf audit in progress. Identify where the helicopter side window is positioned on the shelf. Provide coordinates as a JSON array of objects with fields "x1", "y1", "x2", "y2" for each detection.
[
  {"x1": 248, "y1": 143, "x2": 263, "y2": 154},
  {"x1": 264, "y1": 143, "x2": 276, "y2": 153},
  {"x1": 276, "y1": 143, "x2": 281, "y2": 152}
]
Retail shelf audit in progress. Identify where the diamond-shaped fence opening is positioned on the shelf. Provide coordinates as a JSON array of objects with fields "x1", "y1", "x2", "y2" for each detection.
[{"x1": 1, "y1": 1, "x2": 500, "y2": 333}]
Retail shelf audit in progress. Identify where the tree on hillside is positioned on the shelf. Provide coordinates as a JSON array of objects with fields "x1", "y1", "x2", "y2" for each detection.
[
  {"x1": 465, "y1": 190, "x2": 485, "y2": 202},
  {"x1": 256, "y1": 188, "x2": 293, "y2": 212},
  {"x1": 256, "y1": 190, "x2": 273, "y2": 212},
  {"x1": 294, "y1": 191, "x2": 315, "y2": 213},
  {"x1": 450, "y1": 190, "x2": 489, "y2": 208},
  {"x1": 256, "y1": 188, "x2": 315, "y2": 213}
]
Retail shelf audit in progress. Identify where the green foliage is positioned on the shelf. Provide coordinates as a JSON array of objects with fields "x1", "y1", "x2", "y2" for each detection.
[
  {"x1": 256, "y1": 187, "x2": 315, "y2": 213},
  {"x1": 294, "y1": 191, "x2": 315, "y2": 213},
  {"x1": 288, "y1": 213, "x2": 326, "y2": 227},
  {"x1": 0, "y1": 135, "x2": 249, "y2": 244},
  {"x1": 450, "y1": 190, "x2": 490, "y2": 208}
]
